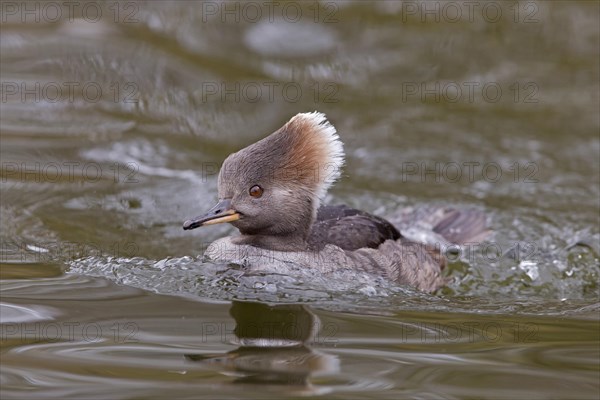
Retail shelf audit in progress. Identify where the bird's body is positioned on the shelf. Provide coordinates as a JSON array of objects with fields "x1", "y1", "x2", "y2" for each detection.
[{"x1": 184, "y1": 112, "x2": 489, "y2": 292}]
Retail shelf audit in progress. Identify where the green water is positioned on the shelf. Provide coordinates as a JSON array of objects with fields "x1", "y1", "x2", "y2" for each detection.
[{"x1": 1, "y1": 1, "x2": 599, "y2": 399}]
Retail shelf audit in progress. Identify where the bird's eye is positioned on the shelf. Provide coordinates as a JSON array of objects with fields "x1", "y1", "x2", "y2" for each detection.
[{"x1": 249, "y1": 185, "x2": 263, "y2": 198}]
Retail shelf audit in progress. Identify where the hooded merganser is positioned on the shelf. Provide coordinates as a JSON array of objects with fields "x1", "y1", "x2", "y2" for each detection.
[{"x1": 183, "y1": 112, "x2": 488, "y2": 292}]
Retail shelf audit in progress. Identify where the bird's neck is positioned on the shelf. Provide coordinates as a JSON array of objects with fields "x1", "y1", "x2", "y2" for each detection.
[{"x1": 233, "y1": 232, "x2": 310, "y2": 252}]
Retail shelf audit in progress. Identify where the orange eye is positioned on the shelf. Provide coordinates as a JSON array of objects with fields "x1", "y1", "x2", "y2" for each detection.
[{"x1": 249, "y1": 185, "x2": 263, "y2": 198}]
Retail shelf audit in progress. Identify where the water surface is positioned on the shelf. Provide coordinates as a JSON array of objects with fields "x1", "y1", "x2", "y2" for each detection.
[{"x1": 1, "y1": 1, "x2": 599, "y2": 399}]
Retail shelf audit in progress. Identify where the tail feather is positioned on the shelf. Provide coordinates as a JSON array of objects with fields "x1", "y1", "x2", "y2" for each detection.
[
  {"x1": 431, "y1": 209, "x2": 491, "y2": 245},
  {"x1": 389, "y1": 206, "x2": 492, "y2": 246}
]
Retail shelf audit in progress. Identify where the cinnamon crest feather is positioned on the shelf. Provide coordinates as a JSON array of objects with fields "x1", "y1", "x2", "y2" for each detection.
[{"x1": 218, "y1": 112, "x2": 345, "y2": 208}]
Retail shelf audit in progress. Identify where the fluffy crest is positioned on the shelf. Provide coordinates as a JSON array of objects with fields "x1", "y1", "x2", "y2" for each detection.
[
  {"x1": 219, "y1": 111, "x2": 345, "y2": 205},
  {"x1": 281, "y1": 111, "x2": 345, "y2": 200}
]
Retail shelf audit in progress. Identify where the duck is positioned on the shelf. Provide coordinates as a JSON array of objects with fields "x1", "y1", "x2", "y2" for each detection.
[{"x1": 183, "y1": 112, "x2": 489, "y2": 292}]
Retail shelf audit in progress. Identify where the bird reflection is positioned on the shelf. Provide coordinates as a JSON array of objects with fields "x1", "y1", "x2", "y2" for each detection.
[{"x1": 185, "y1": 301, "x2": 339, "y2": 390}]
